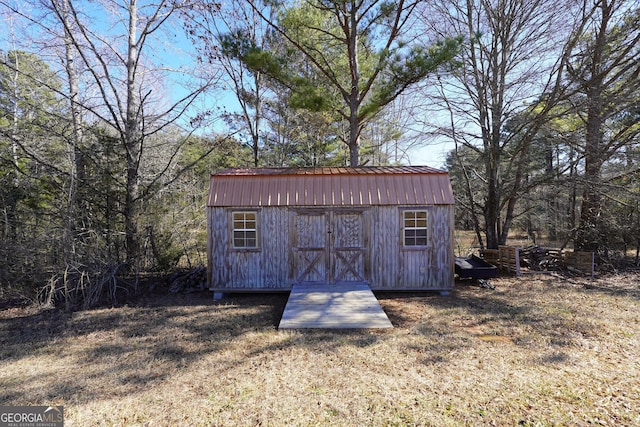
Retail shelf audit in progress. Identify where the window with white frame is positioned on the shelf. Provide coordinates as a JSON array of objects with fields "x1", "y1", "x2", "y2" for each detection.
[
  {"x1": 232, "y1": 211, "x2": 258, "y2": 249},
  {"x1": 403, "y1": 210, "x2": 428, "y2": 247}
]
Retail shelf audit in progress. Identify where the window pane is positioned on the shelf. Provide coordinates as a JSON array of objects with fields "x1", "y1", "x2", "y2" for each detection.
[
  {"x1": 232, "y1": 211, "x2": 259, "y2": 248},
  {"x1": 404, "y1": 210, "x2": 427, "y2": 247}
]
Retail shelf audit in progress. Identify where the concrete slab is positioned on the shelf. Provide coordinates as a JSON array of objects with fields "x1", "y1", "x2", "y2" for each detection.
[{"x1": 278, "y1": 283, "x2": 393, "y2": 329}]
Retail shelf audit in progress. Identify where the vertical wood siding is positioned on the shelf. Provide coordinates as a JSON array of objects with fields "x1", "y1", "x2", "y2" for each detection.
[
  {"x1": 208, "y1": 207, "x2": 290, "y2": 289},
  {"x1": 369, "y1": 207, "x2": 399, "y2": 288},
  {"x1": 208, "y1": 205, "x2": 453, "y2": 290},
  {"x1": 262, "y1": 208, "x2": 290, "y2": 287},
  {"x1": 369, "y1": 206, "x2": 454, "y2": 290}
]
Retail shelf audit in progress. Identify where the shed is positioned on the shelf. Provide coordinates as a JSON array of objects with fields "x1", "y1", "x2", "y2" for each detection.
[{"x1": 206, "y1": 166, "x2": 455, "y2": 292}]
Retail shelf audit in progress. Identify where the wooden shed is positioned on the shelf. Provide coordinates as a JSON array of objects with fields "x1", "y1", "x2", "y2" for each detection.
[{"x1": 206, "y1": 166, "x2": 455, "y2": 292}]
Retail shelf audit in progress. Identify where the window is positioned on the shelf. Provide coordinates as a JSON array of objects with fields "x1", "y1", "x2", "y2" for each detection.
[
  {"x1": 232, "y1": 211, "x2": 258, "y2": 249},
  {"x1": 403, "y1": 210, "x2": 428, "y2": 247}
]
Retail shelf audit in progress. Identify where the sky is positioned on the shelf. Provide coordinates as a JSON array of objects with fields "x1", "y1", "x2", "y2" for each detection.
[{"x1": 411, "y1": 141, "x2": 454, "y2": 169}]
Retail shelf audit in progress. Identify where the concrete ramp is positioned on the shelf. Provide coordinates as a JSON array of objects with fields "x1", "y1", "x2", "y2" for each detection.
[{"x1": 279, "y1": 283, "x2": 393, "y2": 329}]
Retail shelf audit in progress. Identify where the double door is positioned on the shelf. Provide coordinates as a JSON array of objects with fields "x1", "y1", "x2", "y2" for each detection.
[{"x1": 291, "y1": 209, "x2": 368, "y2": 284}]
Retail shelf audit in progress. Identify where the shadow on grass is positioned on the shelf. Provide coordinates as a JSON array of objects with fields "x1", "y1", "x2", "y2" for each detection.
[
  {"x1": 0, "y1": 290, "x2": 391, "y2": 405},
  {"x1": 2, "y1": 274, "x2": 633, "y2": 405},
  {"x1": 0, "y1": 291, "x2": 287, "y2": 403},
  {"x1": 377, "y1": 277, "x2": 615, "y2": 367}
]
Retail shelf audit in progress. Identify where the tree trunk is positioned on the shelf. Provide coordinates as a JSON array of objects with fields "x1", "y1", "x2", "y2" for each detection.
[
  {"x1": 576, "y1": 85, "x2": 604, "y2": 253},
  {"x1": 348, "y1": 114, "x2": 360, "y2": 166},
  {"x1": 485, "y1": 175, "x2": 500, "y2": 249},
  {"x1": 5, "y1": 51, "x2": 20, "y2": 242},
  {"x1": 125, "y1": 0, "x2": 141, "y2": 267},
  {"x1": 347, "y1": 0, "x2": 360, "y2": 167},
  {"x1": 483, "y1": 116, "x2": 500, "y2": 249},
  {"x1": 573, "y1": 0, "x2": 608, "y2": 253},
  {"x1": 59, "y1": 0, "x2": 83, "y2": 264}
]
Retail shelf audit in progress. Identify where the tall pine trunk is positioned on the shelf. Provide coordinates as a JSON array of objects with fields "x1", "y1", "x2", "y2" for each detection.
[{"x1": 347, "y1": 0, "x2": 360, "y2": 167}]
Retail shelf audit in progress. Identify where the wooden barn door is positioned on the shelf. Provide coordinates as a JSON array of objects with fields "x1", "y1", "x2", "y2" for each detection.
[
  {"x1": 331, "y1": 211, "x2": 367, "y2": 284},
  {"x1": 291, "y1": 211, "x2": 329, "y2": 284},
  {"x1": 291, "y1": 209, "x2": 367, "y2": 285}
]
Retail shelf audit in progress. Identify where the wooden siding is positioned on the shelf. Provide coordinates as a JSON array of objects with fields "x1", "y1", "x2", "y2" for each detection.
[
  {"x1": 209, "y1": 205, "x2": 454, "y2": 291},
  {"x1": 208, "y1": 207, "x2": 290, "y2": 289},
  {"x1": 369, "y1": 205, "x2": 454, "y2": 290}
]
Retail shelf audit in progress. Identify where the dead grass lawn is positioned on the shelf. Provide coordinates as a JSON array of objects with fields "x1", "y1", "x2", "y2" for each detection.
[{"x1": 1, "y1": 273, "x2": 639, "y2": 426}]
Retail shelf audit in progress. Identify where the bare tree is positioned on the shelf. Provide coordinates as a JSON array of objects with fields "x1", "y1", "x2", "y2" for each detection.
[
  {"x1": 183, "y1": 0, "x2": 273, "y2": 167},
  {"x1": 43, "y1": 0, "x2": 213, "y2": 266},
  {"x1": 419, "y1": 0, "x2": 573, "y2": 249},
  {"x1": 50, "y1": 0, "x2": 84, "y2": 267}
]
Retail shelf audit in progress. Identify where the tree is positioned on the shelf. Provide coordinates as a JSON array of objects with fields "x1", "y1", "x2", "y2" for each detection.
[
  {"x1": 422, "y1": 0, "x2": 572, "y2": 249},
  {"x1": 183, "y1": 0, "x2": 272, "y2": 167},
  {"x1": 261, "y1": 98, "x2": 344, "y2": 166},
  {"x1": 233, "y1": 0, "x2": 461, "y2": 166},
  {"x1": 143, "y1": 133, "x2": 253, "y2": 270},
  {"x1": 0, "y1": 49, "x2": 67, "y2": 293},
  {"x1": 44, "y1": 0, "x2": 213, "y2": 267},
  {"x1": 565, "y1": 0, "x2": 640, "y2": 253},
  {"x1": 51, "y1": 0, "x2": 84, "y2": 266}
]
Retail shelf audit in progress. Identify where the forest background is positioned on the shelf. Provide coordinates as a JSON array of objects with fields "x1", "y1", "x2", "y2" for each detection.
[{"x1": 0, "y1": 0, "x2": 638, "y2": 309}]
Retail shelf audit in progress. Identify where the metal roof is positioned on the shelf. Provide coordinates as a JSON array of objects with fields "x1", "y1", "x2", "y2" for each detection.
[{"x1": 207, "y1": 166, "x2": 454, "y2": 207}]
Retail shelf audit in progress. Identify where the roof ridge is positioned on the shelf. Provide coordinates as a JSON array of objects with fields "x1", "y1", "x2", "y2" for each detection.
[{"x1": 213, "y1": 165, "x2": 446, "y2": 176}]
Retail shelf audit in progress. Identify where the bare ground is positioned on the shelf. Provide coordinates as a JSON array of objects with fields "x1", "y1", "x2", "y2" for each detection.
[{"x1": 1, "y1": 273, "x2": 639, "y2": 426}]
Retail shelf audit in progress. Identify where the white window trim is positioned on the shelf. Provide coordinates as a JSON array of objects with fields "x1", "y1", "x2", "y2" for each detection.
[
  {"x1": 230, "y1": 210, "x2": 260, "y2": 250},
  {"x1": 402, "y1": 209, "x2": 429, "y2": 248}
]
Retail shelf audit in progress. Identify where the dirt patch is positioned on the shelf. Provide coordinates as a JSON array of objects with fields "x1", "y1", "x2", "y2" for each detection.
[{"x1": 1, "y1": 274, "x2": 639, "y2": 426}]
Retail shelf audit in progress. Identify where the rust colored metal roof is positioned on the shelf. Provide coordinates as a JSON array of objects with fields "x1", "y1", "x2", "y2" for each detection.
[{"x1": 207, "y1": 166, "x2": 454, "y2": 207}]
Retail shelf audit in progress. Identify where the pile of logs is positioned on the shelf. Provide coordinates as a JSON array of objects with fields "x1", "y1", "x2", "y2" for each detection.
[
  {"x1": 482, "y1": 245, "x2": 595, "y2": 276},
  {"x1": 519, "y1": 245, "x2": 563, "y2": 271},
  {"x1": 167, "y1": 267, "x2": 207, "y2": 293}
]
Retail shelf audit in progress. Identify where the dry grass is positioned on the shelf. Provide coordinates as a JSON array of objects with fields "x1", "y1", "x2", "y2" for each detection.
[{"x1": 1, "y1": 273, "x2": 639, "y2": 426}]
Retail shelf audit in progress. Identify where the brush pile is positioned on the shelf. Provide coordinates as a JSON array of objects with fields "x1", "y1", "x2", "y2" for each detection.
[{"x1": 167, "y1": 267, "x2": 207, "y2": 293}]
